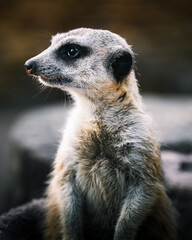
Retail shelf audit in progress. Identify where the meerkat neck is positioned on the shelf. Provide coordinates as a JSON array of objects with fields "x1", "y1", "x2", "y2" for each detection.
[
  {"x1": 68, "y1": 72, "x2": 143, "y2": 114},
  {"x1": 65, "y1": 75, "x2": 143, "y2": 129}
]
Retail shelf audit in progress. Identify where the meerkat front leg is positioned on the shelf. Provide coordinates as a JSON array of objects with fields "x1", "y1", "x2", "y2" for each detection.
[
  {"x1": 114, "y1": 184, "x2": 156, "y2": 240},
  {"x1": 46, "y1": 169, "x2": 83, "y2": 240},
  {"x1": 59, "y1": 172, "x2": 83, "y2": 240}
]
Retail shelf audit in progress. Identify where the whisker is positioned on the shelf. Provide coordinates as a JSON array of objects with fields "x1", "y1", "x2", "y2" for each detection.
[{"x1": 32, "y1": 82, "x2": 47, "y2": 99}]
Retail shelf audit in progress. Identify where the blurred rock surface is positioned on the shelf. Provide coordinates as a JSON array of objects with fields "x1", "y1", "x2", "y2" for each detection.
[{"x1": 6, "y1": 94, "x2": 192, "y2": 205}]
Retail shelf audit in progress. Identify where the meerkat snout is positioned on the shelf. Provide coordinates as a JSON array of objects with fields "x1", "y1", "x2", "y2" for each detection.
[{"x1": 25, "y1": 60, "x2": 37, "y2": 75}]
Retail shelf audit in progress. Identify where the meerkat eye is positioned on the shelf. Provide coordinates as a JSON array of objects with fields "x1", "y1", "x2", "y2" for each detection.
[
  {"x1": 58, "y1": 44, "x2": 91, "y2": 61},
  {"x1": 66, "y1": 46, "x2": 80, "y2": 58},
  {"x1": 58, "y1": 44, "x2": 80, "y2": 60}
]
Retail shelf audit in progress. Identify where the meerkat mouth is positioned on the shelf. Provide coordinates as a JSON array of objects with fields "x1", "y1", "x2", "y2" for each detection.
[
  {"x1": 40, "y1": 76, "x2": 51, "y2": 81},
  {"x1": 39, "y1": 76, "x2": 63, "y2": 85},
  {"x1": 40, "y1": 75, "x2": 73, "y2": 85}
]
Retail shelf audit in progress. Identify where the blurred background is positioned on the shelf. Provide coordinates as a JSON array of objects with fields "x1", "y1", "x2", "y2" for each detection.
[
  {"x1": 0, "y1": 0, "x2": 192, "y2": 230},
  {"x1": 1, "y1": 0, "x2": 192, "y2": 107}
]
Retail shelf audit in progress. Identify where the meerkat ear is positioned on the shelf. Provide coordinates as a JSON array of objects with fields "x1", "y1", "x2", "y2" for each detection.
[{"x1": 110, "y1": 50, "x2": 133, "y2": 82}]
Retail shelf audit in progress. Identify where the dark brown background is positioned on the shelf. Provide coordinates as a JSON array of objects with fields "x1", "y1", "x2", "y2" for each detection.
[{"x1": 0, "y1": 0, "x2": 192, "y2": 107}]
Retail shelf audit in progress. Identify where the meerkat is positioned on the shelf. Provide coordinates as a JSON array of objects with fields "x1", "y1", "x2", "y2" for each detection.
[{"x1": 25, "y1": 28, "x2": 177, "y2": 240}]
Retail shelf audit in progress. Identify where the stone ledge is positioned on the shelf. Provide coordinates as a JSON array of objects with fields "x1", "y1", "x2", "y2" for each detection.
[
  {"x1": 162, "y1": 151, "x2": 192, "y2": 240},
  {"x1": 8, "y1": 95, "x2": 192, "y2": 206},
  {"x1": 10, "y1": 104, "x2": 71, "y2": 162},
  {"x1": 144, "y1": 95, "x2": 192, "y2": 152},
  {"x1": 8, "y1": 104, "x2": 70, "y2": 206},
  {"x1": 162, "y1": 151, "x2": 192, "y2": 192},
  {"x1": 10, "y1": 95, "x2": 192, "y2": 161}
]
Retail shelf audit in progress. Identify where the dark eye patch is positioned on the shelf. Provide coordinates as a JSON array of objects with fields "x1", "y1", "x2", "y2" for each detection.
[{"x1": 57, "y1": 43, "x2": 91, "y2": 61}]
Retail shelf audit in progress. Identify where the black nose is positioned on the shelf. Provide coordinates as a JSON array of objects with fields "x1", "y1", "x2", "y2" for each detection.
[{"x1": 24, "y1": 60, "x2": 37, "y2": 75}]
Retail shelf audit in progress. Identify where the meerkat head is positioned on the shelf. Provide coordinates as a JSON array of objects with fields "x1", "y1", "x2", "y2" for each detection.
[{"x1": 25, "y1": 28, "x2": 134, "y2": 98}]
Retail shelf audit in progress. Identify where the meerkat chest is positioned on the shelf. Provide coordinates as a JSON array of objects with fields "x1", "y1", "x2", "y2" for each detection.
[
  {"x1": 75, "y1": 125, "x2": 128, "y2": 222},
  {"x1": 77, "y1": 156, "x2": 126, "y2": 203},
  {"x1": 77, "y1": 158, "x2": 126, "y2": 229},
  {"x1": 61, "y1": 106, "x2": 128, "y2": 218}
]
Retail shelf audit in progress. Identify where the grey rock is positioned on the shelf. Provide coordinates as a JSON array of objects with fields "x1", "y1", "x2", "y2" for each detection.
[
  {"x1": 10, "y1": 95, "x2": 192, "y2": 159},
  {"x1": 162, "y1": 151, "x2": 192, "y2": 192},
  {"x1": 161, "y1": 151, "x2": 192, "y2": 240},
  {"x1": 9, "y1": 104, "x2": 70, "y2": 206},
  {"x1": 8, "y1": 95, "x2": 192, "y2": 205},
  {"x1": 10, "y1": 104, "x2": 71, "y2": 162},
  {"x1": 144, "y1": 95, "x2": 192, "y2": 152}
]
